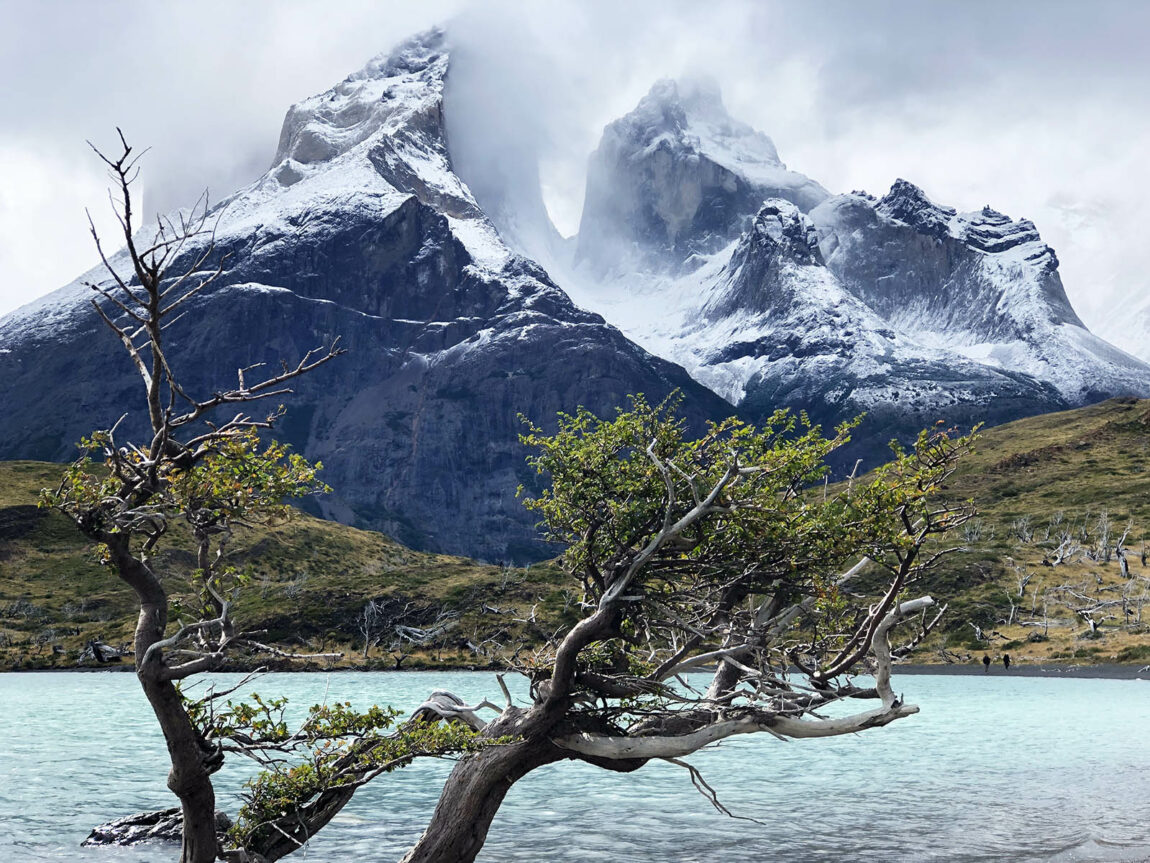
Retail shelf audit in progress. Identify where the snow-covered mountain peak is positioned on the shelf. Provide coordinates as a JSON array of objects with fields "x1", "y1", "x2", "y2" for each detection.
[
  {"x1": 704, "y1": 199, "x2": 851, "y2": 325},
  {"x1": 872, "y1": 179, "x2": 1057, "y2": 271},
  {"x1": 205, "y1": 26, "x2": 543, "y2": 282},
  {"x1": 272, "y1": 28, "x2": 447, "y2": 168},
  {"x1": 236, "y1": 25, "x2": 499, "y2": 244},
  {"x1": 809, "y1": 179, "x2": 1150, "y2": 402},
  {"x1": 737, "y1": 199, "x2": 823, "y2": 267},
  {"x1": 575, "y1": 77, "x2": 827, "y2": 276},
  {"x1": 618, "y1": 75, "x2": 785, "y2": 171},
  {"x1": 876, "y1": 178, "x2": 957, "y2": 240},
  {"x1": 2, "y1": 26, "x2": 524, "y2": 345},
  {"x1": 957, "y1": 208, "x2": 1054, "y2": 266},
  {"x1": 675, "y1": 75, "x2": 735, "y2": 122}
]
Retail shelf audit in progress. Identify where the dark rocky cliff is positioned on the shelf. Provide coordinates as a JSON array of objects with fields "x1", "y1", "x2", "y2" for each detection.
[{"x1": 0, "y1": 32, "x2": 730, "y2": 562}]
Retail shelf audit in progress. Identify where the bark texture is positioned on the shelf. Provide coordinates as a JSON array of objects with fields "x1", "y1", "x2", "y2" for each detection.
[
  {"x1": 399, "y1": 732, "x2": 561, "y2": 863},
  {"x1": 113, "y1": 539, "x2": 221, "y2": 863}
]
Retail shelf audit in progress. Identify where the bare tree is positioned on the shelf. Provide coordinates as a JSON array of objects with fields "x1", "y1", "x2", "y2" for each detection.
[
  {"x1": 1043, "y1": 531, "x2": 1084, "y2": 567},
  {"x1": 1050, "y1": 582, "x2": 1124, "y2": 636},
  {"x1": 1010, "y1": 515, "x2": 1034, "y2": 543},
  {"x1": 45, "y1": 131, "x2": 344, "y2": 863},
  {"x1": 359, "y1": 599, "x2": 387, "y2": 662},
  {"x1": 1013, "y1": 564, "x2": 1034, "y2": 599},
  {"x1": 1125, "y1": 576, "x2": 1150, "y2": 625},
  {"x1": 1094, "y1": 511, "x2": 1113, "y2": 564},
  {"x1": 1116, "y1": 523, "x2": 1132, "y2": 579}
]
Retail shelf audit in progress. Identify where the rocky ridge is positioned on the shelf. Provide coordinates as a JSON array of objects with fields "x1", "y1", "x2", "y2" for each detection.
[
  {"x1": 537, "y1": 78, "x2": 1149, "y2": 460},
  {"x1": 1, "y1": 33, "x2": 1146, "y2": 561},
  {"x1": 0, "y1": 30, "x2": 729, "y2": 562},
  {"x1": 573, "y1": 76, "x2": 829, "y2": 277}
]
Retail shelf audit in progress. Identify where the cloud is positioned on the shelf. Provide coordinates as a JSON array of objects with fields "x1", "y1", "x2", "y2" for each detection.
[{"x1": 0, "y1": 0, "x2": 1147, "y2": 332}]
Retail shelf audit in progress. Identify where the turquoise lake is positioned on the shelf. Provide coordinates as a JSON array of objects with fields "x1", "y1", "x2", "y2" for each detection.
[{"x1": 2, "y1": 670, "x2": 1148, "y2": 862}]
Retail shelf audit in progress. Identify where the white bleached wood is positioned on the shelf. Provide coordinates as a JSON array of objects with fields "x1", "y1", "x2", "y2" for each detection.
[{"x1": 553, "y1": 595, "x2": 932, "y2": 760}]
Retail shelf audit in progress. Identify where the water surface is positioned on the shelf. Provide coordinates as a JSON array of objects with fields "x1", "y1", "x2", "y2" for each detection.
[{"x1": 2, "y1": 671, "x2": 1147, "y2": 862}]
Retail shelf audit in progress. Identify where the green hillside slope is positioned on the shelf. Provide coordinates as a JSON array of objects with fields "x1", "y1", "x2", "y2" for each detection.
[
  {"x1": 0, "y1": 461, "x2": 567, "y2": 671},
  {"x1": 3, "y1": 397, "x2": 1148, "y2": 670},
  {"x1": 916, "y1": 397, "x2": 1150, "y2": 664}
]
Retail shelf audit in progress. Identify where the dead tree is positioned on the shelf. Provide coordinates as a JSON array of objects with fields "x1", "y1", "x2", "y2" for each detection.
[
  {"x1": 1093, "y1": 510, "x2": 1113, "y2": 564},
  {"x1": 1050, "y1": 582, "x2": 1123, "y2": 636},
  {"x1": 359, "y1": 599, "x2": 387, "y2": 662},
  {"x1": 1123, "y1": 576, "x2": 1150, "y2": 625},
  {"x1": 1116, "y1": 523, "x2": 1132, "y2": 579},
  {"x1": 1010, "y1": 515, "x2": 1034, "y2": 543}
]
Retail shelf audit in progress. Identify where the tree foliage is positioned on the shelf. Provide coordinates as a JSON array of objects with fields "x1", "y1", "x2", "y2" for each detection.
[
  {"x1": 384, "y1": 397, "x2": 977, "y2": 863},
  {"x1": 517, "y1": 395, "x2": 975, "y2": 690}
]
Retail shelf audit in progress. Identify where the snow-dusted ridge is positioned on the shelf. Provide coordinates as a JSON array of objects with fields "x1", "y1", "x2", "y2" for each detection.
[
  {"x1": 811, "y1": 180, "x2": 1148, "y2": 404},
  {"x1": 0, "y1": 29, "x2": 731, "y2": 563},
  {"x1": 0, "y1": 30, "x2": 572, "y2": 351},
  {"x1": 572, "y1": 75, "x2": 829, "y2": 278},
  {"x1": 544, "y1": 76, "x2": 1150, "y2": 425}
]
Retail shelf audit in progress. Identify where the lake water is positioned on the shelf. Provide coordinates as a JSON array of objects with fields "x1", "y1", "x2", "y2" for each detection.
[{"x1": 1, "y1": 671, "x2": 1148, "y2": 862}]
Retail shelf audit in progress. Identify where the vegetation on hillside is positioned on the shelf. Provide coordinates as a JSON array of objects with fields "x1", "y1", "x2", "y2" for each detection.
[
  {"x1": 3, "y1": 397, "x2": 1149, "y2": 670},
  {"x1": 0, "y1": 459, "x2": 564, "y2": 672},
  {"x1": 914, "y1": 397, "x2": 1150, "y2": 664}
]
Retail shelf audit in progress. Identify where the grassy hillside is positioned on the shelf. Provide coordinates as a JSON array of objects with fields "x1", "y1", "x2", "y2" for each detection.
[
  {"x1": 913, "y1": 396, "x2": 1150, "y2": 665},
  {"x1": 3, "y1": 398, "x2": 1149, "y2": 670},
  {"x1": 0, "y1": 461, "x2": 569, "y2": 671}
]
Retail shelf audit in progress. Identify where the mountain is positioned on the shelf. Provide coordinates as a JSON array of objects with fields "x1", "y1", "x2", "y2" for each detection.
[
  {"x1": 2, "y1": 33, "x2": 1147, "y2": 562},
  {"x1": 680, "y1": 200, "x2": 1065, "y2": 460},
  {"x1": 574, "y1": 76, "x2": 829, "y2": 277},
  {"x1": 547, "y1": 78, "x2": 1150, "y2": 461},
  {"x1": 0, "y1": 30, "x2": 730, "y2": 563},
  {"x1": 811, "y1": 181, "x2": 1150, "y2": 405}
]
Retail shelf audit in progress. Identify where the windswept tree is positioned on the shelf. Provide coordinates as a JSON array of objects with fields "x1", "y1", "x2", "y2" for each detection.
[
  {"x1": 380, "y1": 401, "x2": 976, "y2": 863},
  {"x1": 42, "y1": 132, "x2": 351, "y2": 863},
  {"x1": 53, "y1": 134, "x2": 503, "y2": 863}
]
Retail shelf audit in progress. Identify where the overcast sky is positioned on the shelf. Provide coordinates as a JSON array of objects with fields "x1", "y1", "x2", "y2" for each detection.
[{"x1": 1, "y1": 0, "x2": 1148, "y2": 334}]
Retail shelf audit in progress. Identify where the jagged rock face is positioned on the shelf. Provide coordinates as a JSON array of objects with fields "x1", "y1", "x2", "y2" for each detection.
[
  {"x1": 815, "y1": 180, "x2": 1082, "y2": 341},
  {"x1": 574, "y1": 77, "x2": 828, "y2": 275},
  {"x1": 703, "y1": 200, "x2": 825, "y2": 320},
  {"x1": 560, "y1": 77, "x2": 1149, "y2": 458},
  {"x1": 811, "y1": 181, "x2": 1149, "y2": 404},
  {"x1": 683, "y1": 201, "x2": 1068, "y2": 465},
  {"x1": 0, "y1": 30, "x2": 730, "y2": 563}
]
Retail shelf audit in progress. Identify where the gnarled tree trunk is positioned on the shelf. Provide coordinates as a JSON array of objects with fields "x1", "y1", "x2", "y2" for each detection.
[
  {"x1": 113, "y1": 540, "x2": 221, "y2": 863},
  {"x1": 138, "y1": 673, "x2": 221, "y2": 863},
  {"x1": 399, "y1": 706, "x2": 565, "y2": 863}
]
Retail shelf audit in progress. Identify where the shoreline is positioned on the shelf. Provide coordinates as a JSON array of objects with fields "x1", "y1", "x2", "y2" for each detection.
[
  {"x1": 891, "y1": 662, "x2": 1150, "y2": 680},
  {"x1": 5, "y1": 661, "x2": 1150, "y2": 680}
]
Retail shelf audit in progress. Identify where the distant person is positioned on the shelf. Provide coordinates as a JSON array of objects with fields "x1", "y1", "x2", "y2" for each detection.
[
  {"x1": 982, "y1": 654, "x2": 991, "y2": 673},
  {"x1": 1003, "y1": 654, "x2": 1011, "y2": 671}
]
